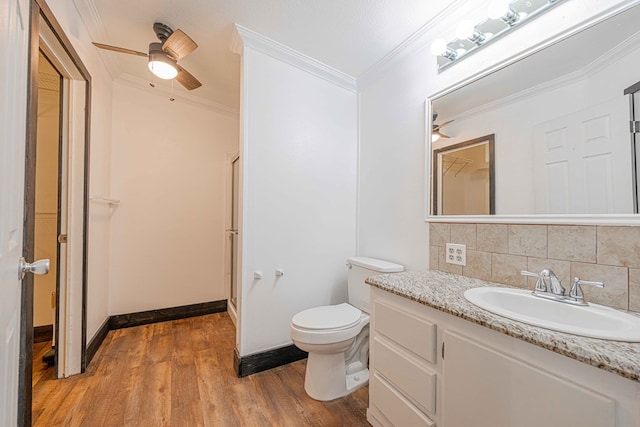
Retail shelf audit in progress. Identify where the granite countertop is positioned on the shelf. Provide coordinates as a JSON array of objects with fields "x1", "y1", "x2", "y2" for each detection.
[{"x1": 366, "y1": 270, "x2": 640, "y2": 383}]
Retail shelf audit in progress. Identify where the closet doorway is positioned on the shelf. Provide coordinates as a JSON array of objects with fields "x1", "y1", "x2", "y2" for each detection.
[
  {"x1": 32, "y1": 50, "x2": 66, "y2": 379},
  {"x1": 20, "y1": 1, "x2": 92, "y2": 425},
  {"x1": 226, "y1": 153, "x2": 240, "y2": 326}
]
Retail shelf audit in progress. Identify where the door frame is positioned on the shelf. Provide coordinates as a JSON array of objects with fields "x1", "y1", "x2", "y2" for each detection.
[
  {"x1": 18, "y1": 1, "x2": 91, "y2": 425},
  {"x1": 225, "y1": 152, "x2": 240, "y2": 326}
]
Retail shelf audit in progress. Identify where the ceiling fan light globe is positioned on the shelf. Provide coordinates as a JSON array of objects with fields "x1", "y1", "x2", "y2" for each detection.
[
  {"x1": 148, "y1": 43, "x2": 178, "y2": 79},
  {"x1": 148, "y1": 60, "x2": 178, "y2": 79}
]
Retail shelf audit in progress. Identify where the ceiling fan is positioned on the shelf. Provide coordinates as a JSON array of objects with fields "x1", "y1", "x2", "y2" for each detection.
[
  {"x1": 432, "y1": 113, "x2": 454, "y2": 142},
  {"x1": 93, "y1": 22, "x2": 202, "y2": 91}
]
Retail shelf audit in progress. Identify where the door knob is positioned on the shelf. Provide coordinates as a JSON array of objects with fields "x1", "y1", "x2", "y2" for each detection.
[{"x1": 19, "y1": 257, "x2": 50, "y2": 280}]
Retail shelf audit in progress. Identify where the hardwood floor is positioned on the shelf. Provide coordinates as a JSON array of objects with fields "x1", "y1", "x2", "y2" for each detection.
[{"x1": 32, "y1": 313, "x2": 369, "y2": 426}]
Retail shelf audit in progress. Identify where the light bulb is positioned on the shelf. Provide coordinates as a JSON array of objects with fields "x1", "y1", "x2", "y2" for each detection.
[
  {"x1": 488, "y1": 0, "x2": 510, "y2": 19},
  {"x1": 430, "y1": 38, "x2": 448, "y2": 56},
  {"x1": 432, "y1": 133, "x2": 440, "y2": 143},
  {"x1": 148, "y1": 60, "x2": 178, "y2": 79},
  {"x1": 456, "y1": 20, "x2": 476, "y2": 40}
]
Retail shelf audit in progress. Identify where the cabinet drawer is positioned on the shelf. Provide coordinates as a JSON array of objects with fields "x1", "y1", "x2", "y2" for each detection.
[
  {"x1": 373, "y1": 337, "x2": 436, "y2": 415},
  {"x1": 371, "y1": 373, "x2": 435, "y2": 427},
  {"x1": 374, "y1": 301, "x2": 437, "y2": 363}
]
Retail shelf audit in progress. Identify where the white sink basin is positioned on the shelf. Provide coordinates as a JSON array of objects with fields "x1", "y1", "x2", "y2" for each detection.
[{"x1": 464, "y1": 287, "x2": 640, "y2": 342}]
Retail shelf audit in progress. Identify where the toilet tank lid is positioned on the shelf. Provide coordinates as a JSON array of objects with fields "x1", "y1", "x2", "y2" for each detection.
[{"x1": 347, "y1": 257, "x2": 404, "y2": 273}]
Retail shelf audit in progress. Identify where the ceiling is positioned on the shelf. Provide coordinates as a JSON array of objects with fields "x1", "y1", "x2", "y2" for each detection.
[{"x1": 76, "y1": 0, "x2": 456, "y2": 110}]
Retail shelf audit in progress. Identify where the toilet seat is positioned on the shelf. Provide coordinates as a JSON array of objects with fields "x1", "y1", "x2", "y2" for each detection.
[
  {"x1": 291, "y1": 303, "x2": 369, "y2": 345},
  {"x1": 292, "y1": 303, "x2": 362, "y2": 330}
]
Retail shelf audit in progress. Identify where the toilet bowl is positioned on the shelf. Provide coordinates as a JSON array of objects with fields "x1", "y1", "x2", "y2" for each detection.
[
  {"x1": 290, "y1": 257, "x2": 404, "y2": 401},
  {"x1": 291, "y1": 303, "x2": 370, "y2": 401}
]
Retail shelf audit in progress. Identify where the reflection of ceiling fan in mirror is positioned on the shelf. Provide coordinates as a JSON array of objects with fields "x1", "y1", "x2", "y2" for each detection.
[
  {"x1": 93, "y1": 22, "x2": 202, "y2": 91},
  {"x1": 432, "y1": 113, "x2": 454, "y2": 142}
]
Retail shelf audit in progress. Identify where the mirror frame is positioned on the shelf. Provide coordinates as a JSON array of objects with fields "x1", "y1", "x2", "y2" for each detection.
[{"x1": 425, "y1": 1, "x2": 640, "y2": 226}]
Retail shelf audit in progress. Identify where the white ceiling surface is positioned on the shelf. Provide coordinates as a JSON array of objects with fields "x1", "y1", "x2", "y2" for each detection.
[{"x1": 77, "y1": 0, "x2": 455, "y2": 110}]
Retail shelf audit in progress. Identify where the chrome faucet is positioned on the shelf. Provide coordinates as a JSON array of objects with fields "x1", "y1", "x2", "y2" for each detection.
[
  {"x1": 569, "y1": 277, "x2": 605, "y2": 306},
  {"x1": 521, "y1": 269, "x2": 604, "y2": 306},
  {"x1": 521, "y1": 268, "x2": 565, "y2": 296}
]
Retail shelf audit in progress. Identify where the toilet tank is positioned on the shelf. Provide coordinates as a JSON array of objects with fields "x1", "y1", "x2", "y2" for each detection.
[{"x1": 347, "y1": 257, "x2": 404, "y2": 314}]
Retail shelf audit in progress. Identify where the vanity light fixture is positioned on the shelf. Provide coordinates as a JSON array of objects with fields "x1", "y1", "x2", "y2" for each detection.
[
  {"x1": 430, "y1": 38, "x2": 459, "y2": 61},
  {"x1": 431, "y1": 0, "x2": 566, "y2": 71},
  {"x1": 488, "y1": 0, "x2": 520, "y2": 26},
  {"x1": 455, "y1": 20, "x2": 488, "y2": 45}
]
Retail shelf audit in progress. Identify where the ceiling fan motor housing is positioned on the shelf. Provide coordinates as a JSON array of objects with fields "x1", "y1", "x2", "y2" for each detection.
[{"x1": 153, "y1": 22, "x2": 174, "y2": 43}]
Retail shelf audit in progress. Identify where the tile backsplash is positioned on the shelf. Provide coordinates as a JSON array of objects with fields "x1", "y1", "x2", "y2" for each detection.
[{"x1": 429, "y1": 223, "x2": 640, "y2": 313}]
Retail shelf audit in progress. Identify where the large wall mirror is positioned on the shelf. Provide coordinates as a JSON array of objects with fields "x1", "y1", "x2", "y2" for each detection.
[{"x1": 429, "y1": 3, "x2": 640, "y2": 222}]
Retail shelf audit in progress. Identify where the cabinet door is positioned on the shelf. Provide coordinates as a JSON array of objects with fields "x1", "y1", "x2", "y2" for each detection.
[{"x1": 442, "y1": 331, "x2": 615, "y2": 427}]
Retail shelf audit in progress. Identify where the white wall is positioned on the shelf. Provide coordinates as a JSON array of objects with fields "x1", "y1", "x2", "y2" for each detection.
[
  {"x1": 45, "y1": 0, "x2": 115, "y2": 341},
  {"x1": 109, "y1": 83, "x2": 238, "y2": 315},
  {"x1": 238, "y1": 45, "x2": 358, "y2": 356},
  {"x1": 357, "y1": 0, "x2": 638, "y2": 269}
]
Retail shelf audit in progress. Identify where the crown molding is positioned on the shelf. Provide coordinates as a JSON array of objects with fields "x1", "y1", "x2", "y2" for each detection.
[
  {"x1": 230, "y1": 24, "x2": 357, "y2": 93},
  {"x1": 582, "y1": 28, "x2": 640, "y2": 76},
  {"x1": 72, "y1": 0, "x2": 120, "y2": 80},
  {"x1": 116, "y1": 73, "x2": 239, "y2": 117}
]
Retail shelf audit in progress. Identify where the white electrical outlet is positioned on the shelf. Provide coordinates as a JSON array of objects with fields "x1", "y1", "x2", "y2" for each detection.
[{"x1": 445, "y1": 243, "x2": 466, "y2": 266}]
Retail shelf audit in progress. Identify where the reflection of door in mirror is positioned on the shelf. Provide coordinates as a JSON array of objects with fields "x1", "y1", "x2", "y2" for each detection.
[
  {"x1": 433, "y1": 135, "x2": 495, "y2": 215},
  {"x1": 626, "y1": 80, "x2": 640, "y2": 213},
  {"x1": 533, "y1": 97, "x2": 631, "y2": 214}
]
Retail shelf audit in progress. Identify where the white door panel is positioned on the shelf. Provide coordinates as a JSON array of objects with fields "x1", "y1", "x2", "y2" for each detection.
[
  {"x1": 0, "y1": 0, "x2": 31, "y2": 424},
  {"x1": 534, "y1": 97, "x2": 631, "y2": 214}
]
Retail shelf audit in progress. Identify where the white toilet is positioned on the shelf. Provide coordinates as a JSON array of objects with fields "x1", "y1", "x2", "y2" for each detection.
[{"x1": 290, "y1": 257, "x2": 404, "y2": 401}]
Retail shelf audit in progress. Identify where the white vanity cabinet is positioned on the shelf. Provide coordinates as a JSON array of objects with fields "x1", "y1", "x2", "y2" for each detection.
[{"x1": 368, "y1": 287, "x2": 640, "y2": 427}]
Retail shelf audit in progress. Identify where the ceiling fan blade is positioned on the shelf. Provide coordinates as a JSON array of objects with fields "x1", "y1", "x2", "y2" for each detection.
[
  {"x1": 175, "y1": 65, "x2": 202, "y2": 90},
  {"x1": 439, "y1": 119, "x2": 455, "y2": 128},
  {"x1": 163, "y1": 29, "x2": 198, "y2": 60},
  {"x1": 92, "y1": 42, "x2": 148, "y2": 57},
  {"x1": 439, "y1": 131, "x2": 451, "y2": 139}
]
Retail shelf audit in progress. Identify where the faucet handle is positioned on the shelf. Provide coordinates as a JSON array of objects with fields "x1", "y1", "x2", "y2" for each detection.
[
  {"x1": 569, "y1": 277, "x2": 605, "y2": 304},
  {"x1": 521, "y1": 270, "x2": 540, "y2": 278},
  {"x1": 521, "y1": 270, "x2": 547, "y2": 292}
]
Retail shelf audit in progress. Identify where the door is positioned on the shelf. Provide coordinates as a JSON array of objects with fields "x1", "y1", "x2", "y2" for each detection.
[
  {"x1": 35, "y1": 4, "x2": 90, "y2": 379},
  {"x1": 442, "y1": 330, "x2": 615, "y2": 427},
  {"x1": 533, "y1": 97, "x2": 631, "y2": 214},
  {"x1": 1, "y1": 0, "x2": 31, "y2": 424},
  {"x1": 226, "y1": 154, "x2": 240, "y2": 324}
]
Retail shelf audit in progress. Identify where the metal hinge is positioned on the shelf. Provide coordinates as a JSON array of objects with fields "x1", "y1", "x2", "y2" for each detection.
[
  {"x1": 631, "y1": 121, "x2": 640, "y2": 133},
  {"x1": 441, "y1": 342, "x2": 445, "y2": 360}
]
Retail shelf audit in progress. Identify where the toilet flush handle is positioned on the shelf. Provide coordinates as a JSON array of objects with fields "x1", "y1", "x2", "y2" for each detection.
[{"x1": 345, "y1": 262, "x2": 352, "y2": 269}]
